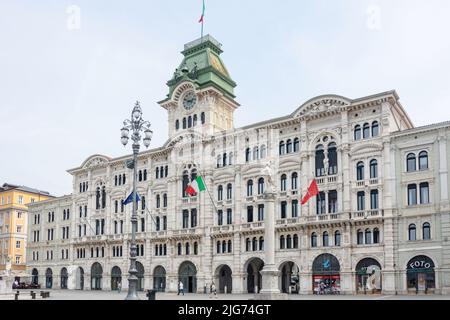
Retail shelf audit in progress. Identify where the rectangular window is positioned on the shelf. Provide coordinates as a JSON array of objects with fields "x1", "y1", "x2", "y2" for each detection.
[
  {"x1": 16, "y1": 226, "x2": 22, "y2": 233},
  {"x1": 191, "y1": 209, "x2": 197, "y2": 228},
  {"x1": 16, "y1": 240, "x2": 21, "y2": 248},
  {"x1": 163, "y1": 216, "x2": 167, "y2": 230},
  {"x1": 141, "y1": 218, "x2": 145, "y2": 232},
  {"x1": 328, "y1": 191, "x2": 338, "y2": 213},
  {"x1": 357, "y1": 192, "x2": 365, "y2": 211},
  {"x1": 17, "y1": 212, "x2": 22, "y2": 219},
  {"x1": 370, "y1": 190, "x2": 379, "y2": 209},
  {"x1": 317, "y1": 192, "x2": 326, "y2": 214},
  {"x1": 247, "y1": 206, "x2": 254, "y2": 223},
  {"x1": 408, "y1": 184, "x2": 417, "y2": 206},
  {"x1": 258, "y1": 205, "x2": 264, "y2": 221},
  {"x1": 18, "y1": 196, "x2": 24, "y2": 204},
  {"x1": 218, "y1": 210, "x2": 223, "y2": 226},
  {"x1": 420, "y1": 183, "x2": 430, "y2": 204},
  {"x1": 292, "y1": 200, "x2": 298, "y2": 218},
  {"x1": 15, "y1": 256, "x2": 20, "y2": 264},
  {"x1": 182, "y1": 210, "x2": 189, "y2": 229},
  {"x1": 281, "y1": 201, "x2": 287, "y2": 219},
  {"x1": 227, "y1": 209, "x2": 232, "y2": 225}
]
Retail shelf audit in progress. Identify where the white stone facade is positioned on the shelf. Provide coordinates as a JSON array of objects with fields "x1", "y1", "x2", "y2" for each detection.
[{"x1": 26, "y1": 36, "x2": 450, "y2": 295}]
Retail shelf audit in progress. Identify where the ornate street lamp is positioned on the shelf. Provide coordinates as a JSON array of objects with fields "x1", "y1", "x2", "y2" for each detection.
[{"x1": 120, "y1": 101, "x2": 152, "y2": 300}]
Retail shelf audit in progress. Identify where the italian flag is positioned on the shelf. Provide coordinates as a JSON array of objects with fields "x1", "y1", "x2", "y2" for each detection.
[
  {"x1": 198, "y1": 0, "x2": 205, "y2": 23},
  {"x1": 186, "y1": 176, "x2": 206, "y2": 196}
]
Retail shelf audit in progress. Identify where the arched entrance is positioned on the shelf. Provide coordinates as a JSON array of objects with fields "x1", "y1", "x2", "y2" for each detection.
[
  {"x1": 136, "y1": 261, "x2": 145, "y2": 291},
  {"x1": 111, "y1": 266, "x2": 122, "y2": 291},
  {"x1": 355, "y1": 258, "x2": 382, "y2": 294},
  {"x1": 31, "y1": 268, "x2": 39, "y2": 285},
  {"x1": 407, "y1": 255, "x2": 435, "y2": 293},
  {"x1": 76, "y1": 267, "x2": 84, "y2": 290},
  {"x1": 178, "y1": 261, "x2": 197, "y2": 293},
  {"x1": 312, "y1": 254, "x2": 340, "y2": 295},
  {"x1": 215, "y1": 265, "x2": 232, "y2": 293},
  {"x1": 91, "y1": 262, "x2": 103, "y2": 290},
  {"x1": 279, "y1": 261, "x2": 299, "y2": 294},
  {"x1": 60, "y1": 267, "x2": 68, "y2": 289},
  {"x1": 246, "y1": 258, "x2": 264, "y2": 293},
  {"x1": 45, "y1": 268, "x2": 53, "y2": 289},
  {"x1": 153, "y1": 266, "x2": 166, "y2": 292}
]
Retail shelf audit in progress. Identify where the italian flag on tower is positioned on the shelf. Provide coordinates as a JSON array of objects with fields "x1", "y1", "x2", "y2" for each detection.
[{"x1": 186, "y1": 176, "x2": 206, "y2": 196}]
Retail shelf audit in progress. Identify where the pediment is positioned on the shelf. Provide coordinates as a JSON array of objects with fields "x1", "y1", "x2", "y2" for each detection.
[
  {"x1": 292, "y1": 95, "x2": 351, "y2": 118},
  {"x1": 350, "y1": 142, "x2": 383, "y2": 156},
  {"x1": 81, "y1": 155, "x2": 111, "y2": 169}
]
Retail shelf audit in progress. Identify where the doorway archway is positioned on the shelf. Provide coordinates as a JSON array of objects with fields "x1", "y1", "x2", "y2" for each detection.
[
  {"x1": 111, "y1": 266, "x2": 122, "y2": 291},
  {"x1": 215, "y1": 265, "x2": 232, "y2": 293},
  {"x1": 91, "y1": 262, "x2": 103, "y2": 290},
  {"x1": 76, "y1": 267, "x2": 84, "y2": 290},
  {"x1": 45, "y1": 268, "x2": 53, "y2": 289},
  {"x1": 406, "y1": 255, "x2": 435, "y2": 293},
  {"x1": 279, "y1": 261, "x2": 299, "y2": 293},
  {"x1": 355, "y1": 258, "x2": 382, "y2": 294},
  {"x1": 136, "y1": 261, "x2": 145, "y2": 291},
  {"x1": 153, "y1": 266, "x2": 166, "y2": 292},
  {"x1": 245, "y1": 258, "x2": 264, "y2": 293},
  {"x1": 178, "y1": 261, "x2": 197, "y2": 293},
  {"x1": 31, "y1": 268, "x2": 39, "y2": 285},
  {"x1": 60, "y1": 267, "x2": 68, "y2": 289},
  {"x1": 312, "y1": 254, "x2": 340, "y2": 295}
]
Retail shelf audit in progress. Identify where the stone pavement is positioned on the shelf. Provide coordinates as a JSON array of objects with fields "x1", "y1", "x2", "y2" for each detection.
[{"x1": 4, "y1": 289, "x2": 450, "y2": 300}]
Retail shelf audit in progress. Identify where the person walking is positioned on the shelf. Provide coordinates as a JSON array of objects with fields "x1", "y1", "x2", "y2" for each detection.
[
  {"x1": 178, "y1": 281, "x2": 184, "y2": 296},
  {"x1": 117, "y1": 281, "x2": 121, "y2": 293},
  {"x1": 211, "y1": 281, "x2": 217, "y2": 299}
]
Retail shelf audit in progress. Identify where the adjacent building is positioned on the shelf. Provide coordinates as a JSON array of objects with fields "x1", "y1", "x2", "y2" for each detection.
[
  {"x1": 26, "y1": 35, "x2": 450, "y2": 295},
  {"x1": 0, "y1": 183, "x2": 52, "y2": 280}
]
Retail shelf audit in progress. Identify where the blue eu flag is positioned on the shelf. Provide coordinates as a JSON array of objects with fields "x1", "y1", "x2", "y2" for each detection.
[{"x1": 122, "y1": 192, "x2": 140, "y2": 206}]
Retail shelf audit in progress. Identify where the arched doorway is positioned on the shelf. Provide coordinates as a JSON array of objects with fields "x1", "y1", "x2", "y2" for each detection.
[
  {"x1": 31, "y1": 268, "x2": 39, "y2": 285},
  {"x1": 60, "y1": 267, "x2": 68, "y2": 289},
  {"x1": 355, "y1": 258, "x2": 382, "y2": 294},
  {"x1": 407, "y1": 255, "x2": 435, "y2": 293},
  {"x1": 76, "y1": 267, "x2": 84, "y2": 290},
  {"x1": 178, "y1": 261, "x2": 197, "y2": 293},
  {"x1": 45, "y1": 268, "x2": 53, "y2": 289},
  {"x1": 153, "y1": 266, "x2": 166, "y2": 292},
  {"x1": 91, "y1": 262, "x2": 103, "y2": 290},
  {"x1": 246, "y1": 258, "x2": 264, "y2": 293},
  {"x1": 215, "y1": 265, "x2": 232, "y2": 293},
  {"x1": 312, "y1": 254, "x2": 340, "y2": 295},
  {"x1": 136, "y1": 261, "x2": 145, "y2": 291},
  {"x1": 111, "y1": 266, "x2": 122, "y2": 291},
  {"x1": 279, "y1": 261, "x2": 299, "y2": 294}
]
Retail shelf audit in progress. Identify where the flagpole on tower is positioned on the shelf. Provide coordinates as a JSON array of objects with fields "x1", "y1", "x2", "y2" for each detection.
[{"x1": 199, "y1": 0, "x2": 205, "y2": 39}]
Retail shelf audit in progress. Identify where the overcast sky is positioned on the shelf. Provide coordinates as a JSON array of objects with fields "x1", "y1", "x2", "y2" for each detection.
[{"x1": 1, "y1": 0, "x2": 450, "y2": 196}]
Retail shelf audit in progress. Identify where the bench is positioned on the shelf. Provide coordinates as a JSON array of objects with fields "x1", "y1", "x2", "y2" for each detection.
[{"x1": 40, "y1": 291, "x2": 50, "y2": 298}]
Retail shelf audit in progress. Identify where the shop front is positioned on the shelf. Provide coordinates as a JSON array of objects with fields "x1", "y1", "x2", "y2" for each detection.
[
  {"x1": 406, "y1": 255, "x2": 435, "y2": 294},
  {"x1": 312, "y1": 254, "x2": 340, "y2": 295},
  {"x1": 355, "y1": 258, "x2": 382, "y2": 294}
]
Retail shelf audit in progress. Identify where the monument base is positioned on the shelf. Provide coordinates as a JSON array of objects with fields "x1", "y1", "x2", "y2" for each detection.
[{"x1": 0, "y1": 275, "x2": 13, "y2": 295}]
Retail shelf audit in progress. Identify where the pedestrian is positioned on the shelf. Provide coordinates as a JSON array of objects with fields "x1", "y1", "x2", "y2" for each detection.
[
  {"x1": 211, "y1": 282, "x2": 217, "y2": 299},
  {"x1": 178, "y1": 281, "x2": 184, "y2": 296},
  {"x1": 117, "y1": 281, "x2": 121, "y2": 293}
]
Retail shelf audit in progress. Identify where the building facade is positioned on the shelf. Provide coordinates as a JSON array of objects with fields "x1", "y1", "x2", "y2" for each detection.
[
  {"x1": 0, "y1": 183, "x2": 52, "y2": 280},
  {"x1": 26, "y1": 35, "x2": 450, "y2": 295}
]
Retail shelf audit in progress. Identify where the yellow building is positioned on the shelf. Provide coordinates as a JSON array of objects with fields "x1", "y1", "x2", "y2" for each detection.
[{"x1": 0, "y1": 183, "x2": 52, "y2": 279}]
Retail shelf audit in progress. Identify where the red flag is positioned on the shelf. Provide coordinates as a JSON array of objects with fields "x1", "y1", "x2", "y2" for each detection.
[{"x1": 301, "y1": 179, "x2": 319, "y2": 205}]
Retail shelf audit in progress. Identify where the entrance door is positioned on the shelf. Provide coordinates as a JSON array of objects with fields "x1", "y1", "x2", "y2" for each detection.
[{"x1": 178, "y1": 261, "x2": 197, "y2": 294}]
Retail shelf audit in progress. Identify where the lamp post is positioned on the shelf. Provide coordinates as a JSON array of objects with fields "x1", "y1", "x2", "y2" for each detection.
[{"x1": 120, "y1": 101, "x2": 153, "y2": 300}]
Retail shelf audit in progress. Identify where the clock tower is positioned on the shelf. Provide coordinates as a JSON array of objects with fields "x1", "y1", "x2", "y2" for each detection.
[{"x1": 158, "y1": 35, "x2": 239, "y2": 139}]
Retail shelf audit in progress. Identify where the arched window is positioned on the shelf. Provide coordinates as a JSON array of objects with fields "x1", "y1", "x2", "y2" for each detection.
[
  {"x1": 407, "y1": 153, "x2": 416, "y2": 172},
  {"x1": 160, "y1": 166, "x2": 164, "y2": 178},
  {"x1": 252, "y1": 237, "x2": 257, "y2": 251},
  {"x1": 138, "y1": 170, "x2": 142, "y2": 181},
  {"x1": 259, "y1": 237, "x2": 264, "y2": 251},
  {"x1": 280, "y1": 174, "x2": 287, "y2": 191},
  {"x1": 247, "y1": 180, "x2": 253, "y2": 196},
  {"x1": 291, "y1": 172, "x2": 298, "y2": 190},
  {"x1": 280, "y1": 235, "x2": 285, "y2": 249},
  {"x1": 143, "y1": 169, "x2": 147, "y2": 181},
  {"x1": 357, "y1": 162, "x2": 365, "y2": 181},
  {"x1": 311, "y1": 233, "x2": 317, "y2": 248},
  {"x1": 114, "y1": 200, "x2": 118, "y2": 214},
  {"x1": 315, "y1": 144, "x2": 325, "y2": 177},
  {"x1": 193, "y1": 114, "x2": 197, "y2": 126},
  {"x1": 223, "y1": 153, "x2": 227, "y2": 167},
  {"x1": 286, "y1": 235, "x2": 292, "y2": 249},
  {"x1": 408, "y1": 184, "x2": 417, "y2": 206},
  {"x1": 217, "y1": 185, "x2": 223, "y2": 201},
  {"x1": 423, "y1": 223, "x2": 431, "y2": 240},
  {"x1": 365, "y1": 229, "x2": 372, "y2": 244},
  {"x1": 194, "y1": 242, "x2": 198, "y2": 255},
  {"x1": 217, "y1": 241, "x2": 221, "y2": 253},
  {"x1": 323, "y1": 232, "x2": 329, "y2": 247},
  {"x1": 188, "y1": 115, "x2": 193, "y2": 127},
  {"x1": 182, "y1": 170, "x2": 189, "y2": 197},
  {"x1": 420, "y1": 182, "x2": 430, "y2": 204},
  {"x1": 258, "y1": 178, "x2": 265, "y2": 194},
  {"x1": 165, "y1": 165, "x2": 168, "y2": 177},
  {"x1": 118, "y1": 174, "x2": 122, "y2": 185},
  {"x1": 182, "y1": 118, "x2": 187, "y2": 129},
  {"x1": 141, "y1": 196, "x2": 146, "y2": 210},
  {"x1": 409, "y1": 224, "x2": 417, "y2": 241},
  {"x1": 293, "y1": 138, "x2": 300, "y2": 152},
  {"x1": 227, "y1": 183, "x2": 232, "y2": 200},
  {"x1": 419, "y1": 151, "x2": 428, "y2": 170},
  {"x1": 246, "y1": 238, "x2": 251, "y2": 251},
  {"x1": 334, "y1": 231, "x2": 341, "y2": 246},
  {"x1": 279, "y1": 141, "x2": 285, "y2": 155},
  {"x1": 222, "y1": 240, "x2": 226, "y2": 253},
  {"x1": 373, "y1": 228, "x2": 380, "y2": 244},
  {"x1": 156, "y1": 167, "x2": 159, "y2": 179},
  {"x1": 175, "y1": 119, "x2": 180, "y2": 130},
  {"x1": 293, "y1": 234, "x2": 299, "y2": 248},
  {"x1": 253, "y1": 146, "x2": 259, "y2": 160},
  {"x1": 245, "y1": 148, "x2": 251, "y2": 162},
  {"x1": 217, "y1": 155, "x2": 222, "y2": 168},
  {"x1": 328, "y1": 142, "x2": 338, "y2": 175},
  {"x1": 371, "y1": 121, "x2": 379, "y2": 137},
  {"x1": 156, "y1": 194, "x2": 160, "y2": 208},
  {"x1": 286, "y1": 139, "x2": 293, "y2": 153},
  {"x1": 260, "y1": 145, "x2": 266, "y2": 159},
  {"x1": 370, "y1": 159, "x2": 378, "y2": 179},
  {"x1": 201, "y1": 112, "x2": 205, "y2": 124},
  {"x1": 357, "y1": 229, "x2": 364, "y2": 245},
  {"x1": 185, "y1": 242, "x2": 190, "y2": 255},
  {"x1": 363, "y1": 123, "x2": 370, "y2": 139},
  {"x1": 354, "y1": 125, "x2": 362, "y2": 140},
  {"x1": 229, "y1": 152, "x2": 233, "y2": 165},
  {"x1": 227, "y1": 240, "x2": 232, "y2": 253}
]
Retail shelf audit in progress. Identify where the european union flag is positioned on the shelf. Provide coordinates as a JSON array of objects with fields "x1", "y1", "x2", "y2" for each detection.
[{"x1": 122, "y1": 192, "x2": 140, "y2": 206}]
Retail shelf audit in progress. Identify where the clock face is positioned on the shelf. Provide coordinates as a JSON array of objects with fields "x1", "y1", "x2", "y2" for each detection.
[{"x1": 183, "y1": 91, "x2": 197, "y2": 111}]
